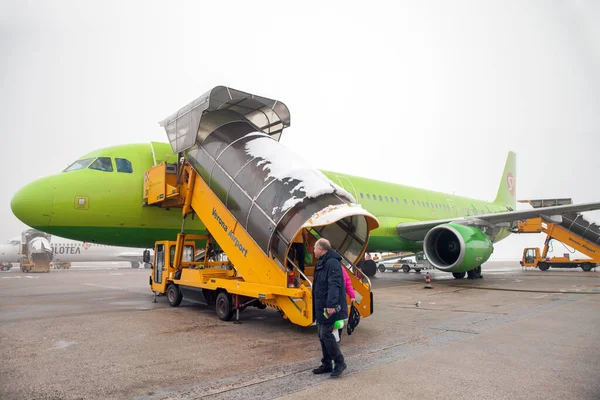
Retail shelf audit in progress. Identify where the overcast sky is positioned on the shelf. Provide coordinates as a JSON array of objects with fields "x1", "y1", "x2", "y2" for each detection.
[{"x1": 1, "y1": 0, "x2": 599, "y2": 260}]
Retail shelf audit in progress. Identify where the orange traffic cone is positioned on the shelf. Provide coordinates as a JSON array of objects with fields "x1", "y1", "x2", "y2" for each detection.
[{"x1": 424, "y1": 272, "x2": 432, "y2": 289}]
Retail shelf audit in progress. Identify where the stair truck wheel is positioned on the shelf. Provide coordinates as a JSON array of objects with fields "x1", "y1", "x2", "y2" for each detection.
[
  {"x1": 361, "y1": 260, "x2": 377, "y2": 277},
  {"x1": 538, "y1": 262, "x2": 549, "y2": 271},
  {"x1": 452, "y1": 272, "x2": 466, "y2": 279},
  {"x1": 581, "y1": 263, "x2": 593, "y2": 272},
  {"x1": 378, "y1": 264, "x2": 386, "y2": 273},
  {"x1": 166, "y1": 284, "x2": 183, "y2": 307},
  {"x1": 216, "y1": 291, "x2": 234, "y2": 321},
  {"x1": 402, "y1": 264, "x2": 410, "y2": 273}
]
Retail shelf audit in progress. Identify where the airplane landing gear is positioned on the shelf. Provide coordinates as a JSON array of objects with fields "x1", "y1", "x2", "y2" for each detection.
[{"x1": 467, "y1": 266, "x2": 483, "y2": 279}]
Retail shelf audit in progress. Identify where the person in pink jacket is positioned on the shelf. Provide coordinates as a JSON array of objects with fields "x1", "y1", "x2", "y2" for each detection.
[
  {"x1": 334, "y1": 266, "x2": 356, "y2": 343},
  {"x1": 341, "y1": 267, "x2": 356, "y2": 300}
]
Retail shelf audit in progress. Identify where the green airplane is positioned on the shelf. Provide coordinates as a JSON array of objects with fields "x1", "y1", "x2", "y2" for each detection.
[
  {"x1": 11, "y1": 142, "x2": 600, "y2": 279},
  {"x1": 10, "y1": 86, "x2": 600, "y2": 279}
]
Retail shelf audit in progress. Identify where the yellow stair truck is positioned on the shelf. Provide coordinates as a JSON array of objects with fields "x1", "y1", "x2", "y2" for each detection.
[{"x1": 143, "y1": 86, "x2": 379, "y2": 327}]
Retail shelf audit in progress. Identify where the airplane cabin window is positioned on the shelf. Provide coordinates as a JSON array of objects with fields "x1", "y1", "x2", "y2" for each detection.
[
  {"x1": 412, "y1": 200, "x2": 415, "y2": 206},
  {"x1": 116, "y1": 158, "x2": 133, "y2": 173},
  {"x1": 366, "y1": 194, "x2": 371, "y2": 200},
  {"x1": 89, "y1": 157, "x2": 113, "y2": 172},
  {"x1": 378, "y1": 195, "x2": 383, "y2": 201},
  {"x1": 360, "y1": 193, "x2": 364, "y2": 199},
  {"x1": 63, "y1": 158, "x2": 95, "y2": 172}
]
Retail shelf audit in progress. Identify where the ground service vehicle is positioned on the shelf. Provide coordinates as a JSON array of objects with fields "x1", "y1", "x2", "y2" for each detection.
[
  {"x1": 19, "y1": 230, "x2": 53, "y2": 273},
  {"x1": 145, "y1": 87, "x2": 378, "y2": 326},
  {"x1": 521, "y1": 247, "x2": 596, "y2": 271},
  {"x1": 517, "y1": 213, "x2": 600, "y2": 272},
  {"x1": 377, "y1": 252, "x2": 433, "y2": 273}
]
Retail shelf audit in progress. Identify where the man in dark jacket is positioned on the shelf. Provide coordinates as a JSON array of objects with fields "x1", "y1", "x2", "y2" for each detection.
[{"x1": 311, "y1": 238, "x2": 348, "y2": 378}]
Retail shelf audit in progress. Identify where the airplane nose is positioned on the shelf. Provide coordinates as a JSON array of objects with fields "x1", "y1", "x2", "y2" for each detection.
[{"x1": 11, "y1": 177, "x2": 54, "y2": 229}]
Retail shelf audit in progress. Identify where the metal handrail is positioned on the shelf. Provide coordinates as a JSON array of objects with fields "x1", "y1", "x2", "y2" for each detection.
[{"x1": 286, "y1": 256, "x2": 313, "y2": 289}]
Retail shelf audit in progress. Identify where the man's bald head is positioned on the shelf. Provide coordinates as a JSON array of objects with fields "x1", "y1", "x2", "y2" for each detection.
[{"x1": 315, "y1": 238, "x2": 331, "y2": 251}]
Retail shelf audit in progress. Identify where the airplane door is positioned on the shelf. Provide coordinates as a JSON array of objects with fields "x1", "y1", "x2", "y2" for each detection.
[
  {"x1": 335, "y1": 176, "x2": 358, "y2": 201},
  {"x1": 446, "y1": 199, "x2": 458, "y2": 218},
  {"x1": 153, "y1": 244, "x2": 165, "y2": 285}
]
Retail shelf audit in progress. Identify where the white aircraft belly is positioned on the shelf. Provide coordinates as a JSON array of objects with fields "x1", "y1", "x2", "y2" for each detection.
[
  {"x1": 0, "y1": 244, "x2": 20, "y2": 263},
  {"x1": 51, "y1": 242, "x2": 144, "y2": 263}
]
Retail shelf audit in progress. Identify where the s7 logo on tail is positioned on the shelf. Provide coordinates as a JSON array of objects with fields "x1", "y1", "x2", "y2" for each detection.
[{"x1": 507, "y1": 173, "x2": 515, "y2": 196}]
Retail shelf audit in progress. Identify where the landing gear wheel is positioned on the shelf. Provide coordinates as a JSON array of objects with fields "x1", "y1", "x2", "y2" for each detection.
[
  {"x1": 538, "y1": 262, "x2": 549, "y2": 271},
  {"x1": 473, "y1": 266, "x2": 483, "y2": 279},
  {"x1": 361, "y1": 260, "x2": 377, "y2": 277},
  {"x1": 452, "y1": 272, "x2": 466, "y2": 279},
  {"x1": 378, "y1": 264, "x2": 386, "y2": 273},
  {"x1": 467, "y1": 270, "x2": 476, "y2": 279},
  {"x1": 402, "y1": 264, "x2": 410, "y2": 273},
  {"x1": 581, "y1": 263, "x2": 593, "y2": 272},
  {"x1": 216, "y1": 292, "x2": 234, "y2": 321},
  {"x1": 166, "y1": 284, "x2": 182, "y2": 307}
]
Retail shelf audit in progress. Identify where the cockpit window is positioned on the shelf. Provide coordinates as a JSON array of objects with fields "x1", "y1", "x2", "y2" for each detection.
[
  {"x1": 89, "y1": 157, "x2": 113, "y2": 172},
  {"x1": 115, "y1": 158, "x2": 133, "y2": 173},
  {"x1": 63, "y1": 158, "x2": 95, "y2": 172}
]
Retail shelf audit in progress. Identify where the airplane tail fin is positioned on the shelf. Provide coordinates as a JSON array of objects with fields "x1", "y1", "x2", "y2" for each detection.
[{"x1": 493, "y1": 151, "x2": 516, "y2": 209}]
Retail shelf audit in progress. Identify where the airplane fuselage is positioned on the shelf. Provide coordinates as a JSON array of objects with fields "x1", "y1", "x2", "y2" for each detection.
[{"x1": 11, "y1": 142, "x2": 512, "y2": 253}]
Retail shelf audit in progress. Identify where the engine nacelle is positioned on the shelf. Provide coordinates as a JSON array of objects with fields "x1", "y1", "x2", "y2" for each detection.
[{"x1": 424, "y1": 224, "x2": 493, "y2": 272}]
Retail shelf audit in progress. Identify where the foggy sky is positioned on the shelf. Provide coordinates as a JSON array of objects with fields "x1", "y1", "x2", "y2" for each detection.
[{"x1": 1, "y1": 0, "x2": 599, "y2": 259}]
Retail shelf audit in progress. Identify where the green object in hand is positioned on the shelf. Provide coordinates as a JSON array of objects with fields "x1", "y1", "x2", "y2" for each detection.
[{"x1": 304, "y1": 252, "x2": 313, "y2": 265}]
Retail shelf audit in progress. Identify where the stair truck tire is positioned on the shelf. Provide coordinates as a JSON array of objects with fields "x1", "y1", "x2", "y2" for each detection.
[
  {"x1": 581, "y1": 263, "x2": 593, "y2": 272},
  {"x1": 402, "y1": 264, "x2": 410, "y2": 273},
  {"x1": 216, "y1": 291, "x2": 234, "y2": 321},
  {"x1": 166, "y1": 284, "x2": 183, "y2": 307},
  {"x1": 538, "y1": 262, "x2": 549, "y2": 271},
  {"x1": 378, "y1": 264, "x2": 386, "y2": 273},
  {"x1": 361, "y1": 260, "x2": 377, "y2": 277}
]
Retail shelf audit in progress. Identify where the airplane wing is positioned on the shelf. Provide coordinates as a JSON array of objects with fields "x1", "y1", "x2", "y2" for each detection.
[{"x1": 396, "y1": 201, "x2": 600, "y2": 241}]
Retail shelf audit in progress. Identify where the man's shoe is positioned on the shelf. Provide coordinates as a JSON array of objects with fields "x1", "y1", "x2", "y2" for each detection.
[
  {"x1": 312, "y1": 364, "x2": 333, "y2": 374},
  {"x1": 330, "y1": 362, "x2": 347, "y2": 378}
]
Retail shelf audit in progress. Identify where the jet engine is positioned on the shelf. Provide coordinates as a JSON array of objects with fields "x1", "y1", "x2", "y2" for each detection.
[{"x1": 423, "y1": 223, "x2": 493, "y2": 272}]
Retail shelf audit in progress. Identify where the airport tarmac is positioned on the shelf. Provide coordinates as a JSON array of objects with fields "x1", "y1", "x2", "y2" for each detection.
[{"x1": 1, "y1": 262, "x2": 599, "y2": 400}]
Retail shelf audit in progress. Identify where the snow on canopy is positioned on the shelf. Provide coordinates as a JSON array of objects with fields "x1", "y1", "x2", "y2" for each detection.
[{"x1": 244, "y1": 132, "x2": 355, "y2": 215}]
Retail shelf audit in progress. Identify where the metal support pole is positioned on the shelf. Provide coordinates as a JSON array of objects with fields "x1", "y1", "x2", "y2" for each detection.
[{"x1": 234, "y1": 294, "x2": 241, "y2": 324}]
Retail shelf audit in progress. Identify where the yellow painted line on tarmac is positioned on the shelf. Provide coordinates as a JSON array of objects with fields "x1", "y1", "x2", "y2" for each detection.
[
  {"x1": 81, "y1": 283, "x2": 123, "y2": 290},
  {"x1": 449, "y1": 285, "x2": 600, "y2": 295},
  {"x1": 0, "y1": 294, "x2": 143, "y2": 307}
]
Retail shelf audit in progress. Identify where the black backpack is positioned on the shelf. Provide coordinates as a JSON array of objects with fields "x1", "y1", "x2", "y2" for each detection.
[{"x1": 346, "y1": 301, "x2": 361, "y2": 335}]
